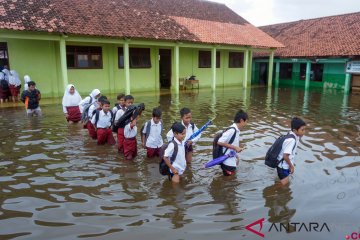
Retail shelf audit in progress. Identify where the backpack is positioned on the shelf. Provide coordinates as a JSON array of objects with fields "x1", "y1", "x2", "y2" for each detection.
[
  {"x1": 212, "y1": 127, "x2": 237, "y2": 159},
  {"x1": 141, "y1": 120, "x2": 163, "y2": 144},
  {"x1": 0, "y1": 79, "x2": 8, "y2": 90},
  {"x1": 159, "y1": 140, "x2": 178, "y2": 176},
  {"x1": 93, "y1": 109, "x2": 114, "y2": 127},
  {"x1": 81, "y1": 96, "x2": 93, "y2": 123},
  {"x1": 113, "y1": 103, "x2": 145, "y2": 132},
  {"x1": 265, "y1": 134, "x2": 296, "y2": 168}
]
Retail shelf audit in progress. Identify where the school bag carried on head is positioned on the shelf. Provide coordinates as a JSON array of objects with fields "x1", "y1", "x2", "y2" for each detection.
[
  {"x1": 265, "y1": 134, "x2": 296, "y2": 168},
  {"x1": 81, "y1": 96, "x2": 93, "y2": 123},
  {"x1": 159, "y1": 140, "x2": 178, "y2": 175},
  {"x1": 141, "y1": 120, "x2": 163, "y2": 144},
  {"x1": 212, "y1": 127, "x2": 236, "y2": 159},
  {"x1": 113, "y1": 103, "x2": 145, "y2": 132}
]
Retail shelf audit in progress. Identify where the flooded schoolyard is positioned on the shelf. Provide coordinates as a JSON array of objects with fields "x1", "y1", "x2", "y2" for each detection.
[{"x1": 0, "y1": 86, "x2": 359, "y2": 240}]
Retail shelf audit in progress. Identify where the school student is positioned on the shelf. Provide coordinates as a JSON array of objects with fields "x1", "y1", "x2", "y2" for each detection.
[
  {"x1": 123, "y1": 116, "x2": 138, "y2": 160},
  {"x1": 112, "y1": 93, "x2": 126, "y2": 114},
  {"x1": 115, "y1": 95, "x2": 134, "y2": 153},
  {"x1": 8, "y1": 70, "x2": 21, "y2": 102},
  {"x1": 141, "y1": 107, "x2": 163, "y2": 158},
  {"x1": 79, "y1": 89, "x2": 101, "y2": 115},
  {"x1": 166, "y1": 107, "x2": 200, "y2": 164},
  {"x1": 277, "y1": 117, "x2": 306, "y2": 185},
  {"x1": 0, "y1": 72, "x2": 9, "y2": 103},
  {"x1": 62, "y1": 84, "x2": 82, "y2": 123},
  {"x1": 20, "y1": 81, "x2": 42, "y2": 117},
  {"x1": 85, "y1": 95, "x2": 108, "y2": 139},
  {"x1": 91, "y1": 99, "x2": 116, "y2": 145},
  {"x1": 163, "y1": 122, "x2": 186, "y2": 183},
  {"x1": 217, "y1": 110, "x2": 248, "y2": 176}
]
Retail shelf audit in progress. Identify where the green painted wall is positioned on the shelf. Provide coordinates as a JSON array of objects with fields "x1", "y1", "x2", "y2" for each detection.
[
  {"x1": 253, "y1": 59, "x2": 347, "y2": 90},
  {"x1": 2, "y1": 31, "x2": 250, "y2": 98},
  {"x1": 2, "y1": 38, "x2": 62, "y2": 97}
]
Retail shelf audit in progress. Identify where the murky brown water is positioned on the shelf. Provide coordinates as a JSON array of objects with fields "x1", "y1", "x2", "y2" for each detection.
[{"x1": 0, "y1": 86, "x2": 359, "y2": 240}]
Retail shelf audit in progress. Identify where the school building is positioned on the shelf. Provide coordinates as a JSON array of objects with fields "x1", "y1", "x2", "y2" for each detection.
[
  {"x1": 252, "y1": 12, "x2": 360, "y2": 93},
  {"x1": 0, "y1": 0, "x2": 283, "y2": 97}
]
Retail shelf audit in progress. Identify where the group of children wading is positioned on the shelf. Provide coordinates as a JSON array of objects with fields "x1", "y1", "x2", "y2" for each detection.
[{"x1": 21, "y1": 83, "x2": 307, "y2": 185}]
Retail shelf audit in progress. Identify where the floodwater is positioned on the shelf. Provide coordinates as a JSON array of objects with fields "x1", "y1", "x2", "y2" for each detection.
[{"x1": 0, "y1": 86, "x2": 359, "y2": 240}]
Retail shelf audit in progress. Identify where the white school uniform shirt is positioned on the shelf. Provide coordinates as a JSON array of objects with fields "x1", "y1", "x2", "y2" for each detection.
[
  {"x1": 114, "y1": 108, "x2": 126, "y2": 122},
  {"x1": 142, "y1": 119, "x2": 163, "y2": 148},
  {"x1": 277, "y1": 131, "x2": 299, "y2": 170},
  {"x1": 124, "y1": 122, "x2": 137, "y2": 138},
  {"x1": 166, "y1": 121, "x2": 200, "y2": 143},
  {"x1": 88, "y1": 104, "x2": 97, "y2": 118},
  {"x1": 91, "y1": 110, "x2": 112, "y2": 128},
  {"x1": 164, "y1": 138, "x2": 186, "y2": 175},
  {"x1": 218, "y1": 123, "x2": 241, "y2": 167}
]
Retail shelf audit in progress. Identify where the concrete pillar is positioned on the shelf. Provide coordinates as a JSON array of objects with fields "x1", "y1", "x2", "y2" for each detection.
[
  {"x1": 344, "y1": 73, "x2": 351, "y2": 94},
  {"x1": 124, "y1": 41, "x2": 130, "y2": 94},
  {"x1": 211, "y1": 47, "x2": 217, "y2": 91},
  {"x1": 275, "y1": 62, "x2": 280, "y2": 87},
  {"x1": 243, "y1": 49, "x2": 249, "y2": 88},
  {"x1": 59, "y1": 38, "x2": 68, "y2": 90},
  {"x1": 305, "y1": 61, "x2": 311, "y2": 90},
  {"x1": 174, "y1": 45, "x2": 180, "y2": 94},
  {"x1": 268, "y1": 51, "x2": 274, "y2": 87}
]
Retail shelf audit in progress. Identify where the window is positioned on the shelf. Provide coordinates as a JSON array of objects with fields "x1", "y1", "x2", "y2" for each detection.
[
  {"x1": 279, "y1": 63, "x2": 293, "y2": 79},
  {"x1": 299, "y1": 63, "x2": 324, "y2": 82},
  {"x1": 118, "y1": 47, "x2": 151, "y2": 68},
  {"x1": 229, "y1": 52, "x2": 244, "y2": 68},
  {"x1": 0, "y1": 42, "x2": 9, "y2": 68},
  {"x1": 198, "y1": 51, "x2": 220, "y2": 68},
  {"x1": 66, "y1": 46, "x2": 102, "y2": 69}
]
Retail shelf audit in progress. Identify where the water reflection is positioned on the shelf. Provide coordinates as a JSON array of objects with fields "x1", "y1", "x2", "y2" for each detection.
[{"x1": 0, "y1": 86, "x2": 359, "y2": 239}]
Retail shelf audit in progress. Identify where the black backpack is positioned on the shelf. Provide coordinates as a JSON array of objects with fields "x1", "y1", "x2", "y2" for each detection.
[
  {"x1": 0, "y1": 79, "x2": 8, "y2": 90},
  {"x1": 212, "y1": 127, "x2": 237, "y2": 159},
  {"x1": 159, "y1": 140, "x2": 178, "y2": 175},
  {"x1": 265, "y1": 134, "x2": 296, "y2": 168},
  {"x1": 113, "y1": 103, "x2": 145, "y2": 133}
]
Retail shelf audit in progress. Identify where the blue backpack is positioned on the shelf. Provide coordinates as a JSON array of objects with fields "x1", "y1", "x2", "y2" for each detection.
[{"x1": 265, "y1": 134, "x2": 296, "y2": 168}]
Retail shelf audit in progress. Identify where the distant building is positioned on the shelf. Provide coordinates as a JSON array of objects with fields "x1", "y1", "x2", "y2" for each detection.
[{"x1": 252, "y1": 12, "x2": 360, "y2": 92}]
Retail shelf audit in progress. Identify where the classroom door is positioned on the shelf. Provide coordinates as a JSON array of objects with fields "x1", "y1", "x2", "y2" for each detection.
[
  {"x1": 259, "y1": 63, "x2": 268, "y2": 85},
  {"x1": 159, "y1": 49, "x2": 172, "y2": 89},
  {"x1": 351, "y1": 74, "x2": 360, "y2": 92}
]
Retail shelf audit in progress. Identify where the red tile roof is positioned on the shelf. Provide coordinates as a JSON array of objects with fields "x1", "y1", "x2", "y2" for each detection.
[
  {"x1": 0, "y1": 0, "x2": 283, "y2": 48},
  {"x1": 259, "y1": 12, "x2": 360, "y2": 57}
]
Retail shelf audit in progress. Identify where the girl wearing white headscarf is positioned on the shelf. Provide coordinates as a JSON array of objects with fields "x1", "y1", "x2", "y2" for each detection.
[
  {"x1": 62, "y1": 84, "x2": 82, "y2": 123},
  {"x1": 24, "y1": 75, "x2": 31, "y2": 91},
  {"x1": 8, "y1": 70, "x2": 22, "y2": 102}
]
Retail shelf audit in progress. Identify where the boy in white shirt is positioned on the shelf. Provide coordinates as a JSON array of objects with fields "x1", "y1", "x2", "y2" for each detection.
[
  {"x1": 217, "y1": 110, "x2": 248, "y2": 176},
  {"x1": 277, "y1": 117, "x2": 306, "y2": 185},
  {"x1": 124, "y1": 116, "x2": 138, "y2": 160},
  {"x1": 91, "y1": 99, "x2": 115, "y2": 145},
  {"x1": 141, "y1": 107, "x2": 163, "y2": 158},
  {"x1": 112, "y1": 93, "x2": 125, "y2": 115},
  {"x1": 163, "y1": 122, "x2": 186, "y2": 183},
  {"x1": 166, "y1": 107, "x2": 200, "y2": 164},
  {"x1": 115, "y1": 95, "x2": 134, "y2": 153}
]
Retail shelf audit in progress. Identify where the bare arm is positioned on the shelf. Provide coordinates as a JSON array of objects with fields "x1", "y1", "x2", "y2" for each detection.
[
  {"x1": 163, "y1": 156, "x2": 178, "y2": 174},
  {"x1": 217, "y1": 141, "x2": 243, "y2": 153},
  {"x1": 283, "y1": 153, "x2": 294, "y2": 174}
]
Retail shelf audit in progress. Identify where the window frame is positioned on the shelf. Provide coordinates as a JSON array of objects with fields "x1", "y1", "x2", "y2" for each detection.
[
  {"x1": 228, "y1": 52, "x2": 244, "y2": 68},
  {"x1": 198, "y1": 50, "x2": 220, "y2": 68},
  {"x1": 118, "y1": 47, "x2": 152, "y2": 69},
  {"x1": 66, "y1": 46, "x2": 103, "y2": 69}
]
